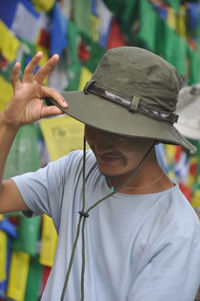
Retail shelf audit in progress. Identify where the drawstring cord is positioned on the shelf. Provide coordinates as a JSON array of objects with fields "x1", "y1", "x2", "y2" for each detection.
[{"x1": 61, "y1": 138, "x2": 155, "y2": 300}]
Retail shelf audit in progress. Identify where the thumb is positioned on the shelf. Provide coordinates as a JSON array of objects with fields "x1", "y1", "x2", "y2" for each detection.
[{"x1": 40, "y1": 104, "x2": 64, "y2": 118}]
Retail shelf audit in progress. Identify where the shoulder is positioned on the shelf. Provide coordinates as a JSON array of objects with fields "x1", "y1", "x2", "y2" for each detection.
[{"x1": 154, "y1": 183, "x2": 200, "y2": 239}]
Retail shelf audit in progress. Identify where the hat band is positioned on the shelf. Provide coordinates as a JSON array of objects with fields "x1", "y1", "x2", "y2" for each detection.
[{"x1": 84, "y1": 81, "x2": 178, "y2": 124}]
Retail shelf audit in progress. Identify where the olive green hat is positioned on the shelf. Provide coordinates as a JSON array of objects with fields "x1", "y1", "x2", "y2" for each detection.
[{"x1": 49, "y1": 46, "x2": 196, "y2": 154}]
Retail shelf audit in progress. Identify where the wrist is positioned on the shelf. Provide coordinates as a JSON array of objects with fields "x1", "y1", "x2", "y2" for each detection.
[{"x1": 0, "y1": 112, "x2": 20, "y2": 134}]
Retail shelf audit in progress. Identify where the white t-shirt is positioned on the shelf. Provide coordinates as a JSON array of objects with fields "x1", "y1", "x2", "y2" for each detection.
[{"x1": 13, "y1": 150, "x2": 200, "y2": 301}]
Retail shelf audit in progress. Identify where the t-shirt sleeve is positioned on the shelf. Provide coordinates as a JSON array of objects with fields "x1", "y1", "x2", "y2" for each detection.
[
  {"x1": 12, "y1": 151, "x2": 84, "y2": 231},
  {"x1": 128, "y1": 220, "x2": 200, "y2": 301}
]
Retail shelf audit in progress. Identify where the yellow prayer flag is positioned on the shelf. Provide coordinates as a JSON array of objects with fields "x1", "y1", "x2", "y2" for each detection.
[
  {"x1": 187, "y1": 174, "x2": 195, "y2": 187},
  {"x1": 0, "y1": 230, "x2": 7, "y2": 282},
  {"x1": 79, "y1": 67, "x2": 92, "y2": 91},
  {"x1": 168, "y1": 170, "x2": 175, "y2": 181},
  {"x1": 164, "y1": 145, "x2": 176, "y2": 164},
  {"x1": 191, "y1": 190, "x2": 200, "y2": 208},
  {"x1": 32, "y1": 0, "x2": 55, "y2": 11},
  {"x1": 91, "y1": 15, "x2": 101, "y2": 42},
  {"x1": 39, "y1": 214, "x2": 58, "y2": 267},
  {"x1": 36, "y1": 45, "x2": 49, "y2": 67},
  {"x1": 7, "y1": 251, "x2": 30, "y2": 301},
  {"x1": 167, "y1": 7, "x2": 177, "y2": 31},
  {"x1": 40, "y1": 115, "x2": 88, "y2": 161},
  {"x1": 177, "y1": 6, "x2": 186, "y2": 38},
  {"x1": 0, "y1": 20, "x2": 20, "y2": 62},
  {"x1": 0, "y1": 75, "x2": 13, "y2": 112}
]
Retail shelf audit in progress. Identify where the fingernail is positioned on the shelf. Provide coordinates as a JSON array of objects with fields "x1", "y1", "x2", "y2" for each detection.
[{"x1": 62, "y1": 100, "x2": 68, "y2": 106}]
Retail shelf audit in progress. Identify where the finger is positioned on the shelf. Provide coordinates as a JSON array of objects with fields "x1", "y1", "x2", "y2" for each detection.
[
  {"x1": 10, "y1": 62, "x2": 21, "y2": 90},
  {"x1": 41, "y1": 86, "x2": 68, "y2": 108},
  {"x1": 23, "y1": 51, "x2": 43, "y2": 82},
  {"x1": 40, "y1": 104, "x2": 64, "y2": 118},
  {"x1": 34, "y1": 54, "x2": 59, "y2": 84}
]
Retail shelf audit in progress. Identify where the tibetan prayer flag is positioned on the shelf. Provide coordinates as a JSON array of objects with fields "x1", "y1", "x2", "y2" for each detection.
[
  {"x1": 40, "y1": 115, "x2": 86, "y2": 161},
  {"x1": 41, "y1": 266, "x2": 51, "y2": 294},
  {"x1": 32, "y1": 0, "x2": 55, "y2": 12},
  {"x1": 73, "y1": 0, "x2": 92, "y2": 38},
  {"x1": 97, "y1": 0, "x2": 112, "y2": 48},
  {"x1": 188, "y1": 3, "x2": 200, "y2": 30},
  {"x1": 167, "y1": 7, "x2": 177, "y2": 31},
  {"x1": 188, "y1": 48, "x2": 200, "y2": 85},
  {"x1": 3, "y1": 124, "x2": 40, "y2": 179},
  {"x1": 107, "y1": 19, "x2": 126, "y2": 49},
  {"x1": 164, "y1": 0, "x2": 181, "y2": 12},
  {"x1": 79, "y1": 67, "x2": 92, "y2": 91},
  {"x1": 0, "y1": 75, "x2": 13, "y2": 112},
  {"x1": 177, "y1": 6, "x2": 186, "y2": 38},
  {"x1": 24, "y1": 255, "x2": 43, "y2": 301},
  {"x1": 0, "y1": 218, "x2": 17, "y2": 238},
  {"x1": 39, "y1": 215, "x2": 58, "y2": 267},
  {"x1": 0, "y1": 0, "x2": 18, "y2": 28},
  {"x1": 139, "y1": 0, "x2": 159, "y2": 51},
  {"x1": 80, "y1": 33, "x2": 105, "y2": 73},
  {"x1": 0, "y1": 20, "x2": 20, "y2": 62},
  {"x1": 66, "y1": 63, "x2": 81, "y2": 91},
  {"x1": 67, "y1": 20, "x2": 80, "y2": 65},
  {"x1": 7, "y1": 251, "x2": 30, "y2": 301},
  {"x1": 0, "y1": 237, "x2": 12, "y2": 297},
  {"x1": 12, "y1": 216, "x2": 41, "y2": 256},
  {"x1": 50, "y1": 3, "x2": 67, "y2": 56},
  {"x1": 0, "y1": 231, "x2": 7, "y2": 282},
  {"x1": 191, "y1": 190, "x2": 200, "y2": 208},
  {"x1": 163, "y1": 23, "x2": 187, "y2": 76},
  {"x1": 11, "y1": 1, "x2": 40, "y2": 43},
  {"x1": 91, "y1": 14, "x2": 101, "y2": 42}
]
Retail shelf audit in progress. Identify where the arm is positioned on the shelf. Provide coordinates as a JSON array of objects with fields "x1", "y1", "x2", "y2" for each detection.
[{"x1": 0, "y1": 52, "x2": 68, "y2": 214}]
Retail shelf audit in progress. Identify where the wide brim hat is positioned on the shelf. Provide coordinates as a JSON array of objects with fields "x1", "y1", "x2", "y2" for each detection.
[
  {"x1": 49, "y1": 47, "x2": 196, "y2": 154},
  {"x1": 174, "y1": 84, "x2": 200, "y2": 140}
]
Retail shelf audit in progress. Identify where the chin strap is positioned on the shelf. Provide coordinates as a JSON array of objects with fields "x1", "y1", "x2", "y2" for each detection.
[{"x1": 60, "y1": 138, "x2": 155, "y2": 300}]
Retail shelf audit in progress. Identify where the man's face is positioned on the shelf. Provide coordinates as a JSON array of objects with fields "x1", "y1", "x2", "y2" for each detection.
[{"x1": 84, "y1": 125, "x2": 154, "y2": 177}]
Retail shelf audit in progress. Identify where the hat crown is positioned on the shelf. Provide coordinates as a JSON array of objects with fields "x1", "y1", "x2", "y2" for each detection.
[{"x1": 92, "y1": 47, "x2": 182, "y2": 113}]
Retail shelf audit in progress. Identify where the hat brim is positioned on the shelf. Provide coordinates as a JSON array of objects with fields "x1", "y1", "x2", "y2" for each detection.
[{"x1": 57, "y1": 90, "x2": 196, "y2": 154}]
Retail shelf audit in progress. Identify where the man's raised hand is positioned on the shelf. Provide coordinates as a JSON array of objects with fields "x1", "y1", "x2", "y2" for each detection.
[{"x1": 2, "y1": 51, "x2": 68, "y2": 130}]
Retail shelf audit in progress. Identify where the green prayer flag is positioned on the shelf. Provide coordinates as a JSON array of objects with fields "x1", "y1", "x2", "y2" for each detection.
[
  {"x1": 164, "y1": 0, "x2": 181, "y2": 12},
  {"x1": 155, "y1": 17, "x2": 165, "y2": 56},
  {"x1": 80, "y1": 33, "x2": 105, "y2": 73},
  {"x1": 3, "y1": 124, "x2": 40, "y2": 179},
  {"x1": 66, "y1": 63, "x2": 81, "y2": 91},
  {"x1": 121, "y1": 0, "x2": 138, "y2": 26},
  {"x1": 67, "y1": 20, "x2": 80, "y2": 66},
  {"x1": 138, "y1": 0, "x2": 159, "y2": 52},
  {"x1": 163, "y1": 23, "x2": 187, "y2": 76},
  {"x1": 103, "y1": 0, "x2": 139, "y2": 32},
  {"x1": 24, "y1": 255, "x2": 43, "y2": 301},
  {"x1": 12, "y1": 216, "x2": 41, "y2": 256},
  {"x1": 188, "y1": 48, "x2": 200, "y2": 85},
  {"x1": 0, "y1": 62, "x2": 14, "y2": 83},
  {"x1": 73, "y1": 0, "x2": 92, "y2": 38}
]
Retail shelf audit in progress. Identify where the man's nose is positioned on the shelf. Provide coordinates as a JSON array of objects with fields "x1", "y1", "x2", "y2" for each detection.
[{"x1": 93, "y1": 132, "x2": 114, "y2": 152}]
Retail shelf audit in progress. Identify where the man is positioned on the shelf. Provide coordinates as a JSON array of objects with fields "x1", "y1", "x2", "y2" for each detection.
[{"x1": 0, "y1": 47, "x2": 200, "y2": 301}]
